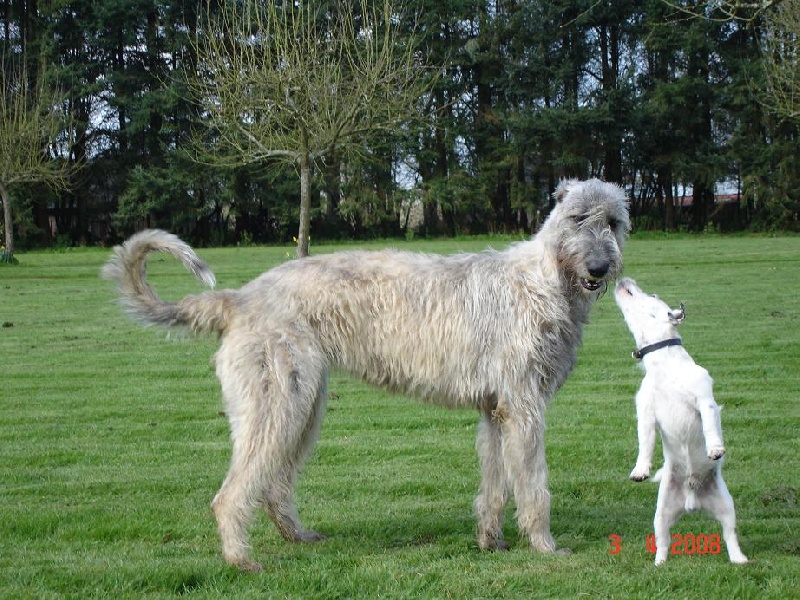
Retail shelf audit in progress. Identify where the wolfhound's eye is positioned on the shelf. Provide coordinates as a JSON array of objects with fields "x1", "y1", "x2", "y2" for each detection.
[
  {"x1": 573, "y1": 214, "x2": 588, "y2": 225},
  {"x1": 608, "y1": 218, "x2": 618, "y2": 230}
]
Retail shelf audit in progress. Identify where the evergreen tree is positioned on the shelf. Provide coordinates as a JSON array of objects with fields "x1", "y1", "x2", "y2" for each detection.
[{"x1": 2, "y1": 0, "x2": 799, "y2": 244}]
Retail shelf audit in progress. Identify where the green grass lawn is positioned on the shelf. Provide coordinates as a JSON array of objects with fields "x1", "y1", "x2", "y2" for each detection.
[{"x1": 1, "y1": 235, "x2": 798, "y2": 598}]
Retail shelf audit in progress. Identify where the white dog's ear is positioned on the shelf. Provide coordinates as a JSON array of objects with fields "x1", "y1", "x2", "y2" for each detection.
[
  {"x1": 553, "y1": 179, "x2": 578, "y2": 203},
  {"x1": 669, "y1": 302, "x2": 686, "y2": 325}
]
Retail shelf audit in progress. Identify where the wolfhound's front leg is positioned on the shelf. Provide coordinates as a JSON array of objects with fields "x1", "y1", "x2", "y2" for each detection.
[
  {"x1": 474, "y1": 412, "x2": 510, "y2": 550},
  {"x1": 500, "y1": 408, "x2": 566, "y2": 553}
]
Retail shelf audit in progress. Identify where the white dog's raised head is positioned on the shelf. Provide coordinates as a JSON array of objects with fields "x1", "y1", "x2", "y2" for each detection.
[{"x1": 615, "y1": 278, "x2": 685, "y2": 352}]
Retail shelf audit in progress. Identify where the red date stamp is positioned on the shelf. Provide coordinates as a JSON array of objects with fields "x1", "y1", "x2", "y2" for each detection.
[{"x1": 609, "y1": 533, "x2": 721, "y2": 555}]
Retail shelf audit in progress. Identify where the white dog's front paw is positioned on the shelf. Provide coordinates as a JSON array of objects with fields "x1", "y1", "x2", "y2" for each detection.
[
  {"x1": 629, "y1": 466, "x2": 650, "y2": 482},
  {"x1": 707, "y1": 446, "x2": 726, "y2": 460}
]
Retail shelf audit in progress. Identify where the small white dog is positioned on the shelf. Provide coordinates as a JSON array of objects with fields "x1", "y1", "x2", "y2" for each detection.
[{"x1": 615, "y1": 278, "x2": 748, "y2": 566}]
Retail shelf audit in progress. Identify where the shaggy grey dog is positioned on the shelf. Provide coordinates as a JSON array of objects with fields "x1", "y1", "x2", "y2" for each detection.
[{"x1": 103, "y1": 178, "x2": 629, "y2": 572}]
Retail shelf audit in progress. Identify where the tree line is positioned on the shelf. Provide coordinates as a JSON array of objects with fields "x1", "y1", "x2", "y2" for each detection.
[{"x1": 1, "y1": 0, "x2": 798, "y2": 256}]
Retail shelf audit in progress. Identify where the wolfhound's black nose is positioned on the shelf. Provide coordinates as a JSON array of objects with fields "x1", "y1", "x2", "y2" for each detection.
[{"x1": 587, "y1": 259, "x2": 610, "y2": 279}]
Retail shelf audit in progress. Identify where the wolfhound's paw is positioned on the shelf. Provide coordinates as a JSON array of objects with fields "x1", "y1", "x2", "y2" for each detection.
[
  {"x1": 296, "y1": 529, "x2": 326, "y2": 543},
  {"x1": 629, "y1": 467, "x2": 650, "y2": 482},
  {"x1": 707, "y1": 446, "x2": 726, "y2": 460},
  {"x1": 230, "y1": 559, "x2": 263, "y2": 573},
  {"x1": 478, "y1": 537, "x2": 511, "y2": 551},
  {"x1": 529, "y1": 537, "x2": 564, "y2": 553},
  {"x1": 654, "y1": 556, "x2": 667, "y2": 566}
]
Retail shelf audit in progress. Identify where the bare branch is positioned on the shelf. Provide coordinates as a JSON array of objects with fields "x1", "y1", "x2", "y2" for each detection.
[
  {"x1": 188, "y1": 0, "x2": 432, "y2": 170},
  {"x1": 761, "y1": 0, "x2": 800, "y2": 120},
  {"x1": 660, "y1": 0, "x2": 785, "y2": 23}
]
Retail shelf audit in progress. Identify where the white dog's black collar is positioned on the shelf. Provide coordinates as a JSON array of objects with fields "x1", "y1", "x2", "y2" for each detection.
[{"x1": 632, "y1": 338, "x2": 682, "y2": 360}]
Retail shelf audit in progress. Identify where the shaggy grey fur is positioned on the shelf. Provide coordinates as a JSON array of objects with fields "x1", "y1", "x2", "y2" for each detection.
[{"x1": 103, "y1": 178, "x2": 630, "y2": 571}]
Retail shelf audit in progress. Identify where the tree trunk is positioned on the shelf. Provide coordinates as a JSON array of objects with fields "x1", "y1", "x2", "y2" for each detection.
[
  {"x1": 659, "y1": 169, "x2": 676, "y2": 231},
  {"x1": 692, "y1": 182, "x2": 713, "y2": 232},
  {"x1": 322, "y1": 151, "x2": 341, "y2": 226},
  {"x1": 1, "y1": 183, "x2": 14, "y2": 259},
  {"x1": 601, "y1": 23, "x2": 623, "y2": 184},
  {"x1": 664, "y1": 183, "x2": 676, "y2": 232},
  {"x1": 296, "y1": 150, "x2": 312, "y2": 258}
]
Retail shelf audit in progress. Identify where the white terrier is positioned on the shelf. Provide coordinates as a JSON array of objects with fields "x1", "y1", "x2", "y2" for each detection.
[{"x1": 615, "y1": 278, "x2": 748, "y2": 566}]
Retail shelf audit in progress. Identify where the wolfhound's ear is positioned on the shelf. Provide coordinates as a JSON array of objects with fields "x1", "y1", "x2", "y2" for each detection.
[{"x1": 553, "y1": 179, "x2": 579, "y2": 203}]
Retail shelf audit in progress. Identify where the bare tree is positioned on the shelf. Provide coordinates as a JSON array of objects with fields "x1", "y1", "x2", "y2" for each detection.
[
  {"x1": 190, "y1": 0, "x2": 430, "y2": 257},
  {"x1": 761, "y1": 0, "x2": 800, "y2": 121},
  {"x1": 0, "y1": 60, "x2": 72, "y2": 263}
]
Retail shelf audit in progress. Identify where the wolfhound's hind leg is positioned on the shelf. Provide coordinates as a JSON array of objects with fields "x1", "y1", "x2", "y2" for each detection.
[
  {"x1": 262, "y1": 365, "x2": 328, "y2": 544},
  {"x1": 211, "y1": 333, "x2": 327, "y2": 571},
  {"x1": 211, "y1": 422, "x2": 270, "y2": 572}
]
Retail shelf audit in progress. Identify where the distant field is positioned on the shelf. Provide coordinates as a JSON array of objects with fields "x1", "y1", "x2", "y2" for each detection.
[{"x1": 1, "y1": 235, "x2": 798, "y2": 598}]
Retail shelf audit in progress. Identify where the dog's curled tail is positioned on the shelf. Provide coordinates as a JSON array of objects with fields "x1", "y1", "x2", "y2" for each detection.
[{"x1": 102, "y1": 229, "x2": 232, "y2": 335}]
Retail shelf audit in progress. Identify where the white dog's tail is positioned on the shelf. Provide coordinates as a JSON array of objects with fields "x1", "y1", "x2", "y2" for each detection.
[{"x1": 102, "y1": 229, "x2": 234, "y2": 335}]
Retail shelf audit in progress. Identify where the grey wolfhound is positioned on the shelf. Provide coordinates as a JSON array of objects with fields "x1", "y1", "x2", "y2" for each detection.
[{"x1": 103, "y1": 178, "x2": 629, "y2": 572}]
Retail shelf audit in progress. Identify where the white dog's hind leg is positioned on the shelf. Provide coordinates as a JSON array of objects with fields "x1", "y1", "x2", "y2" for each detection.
[
  {"x1": 703, "y1": 475, "x2": 748, "y2": 564},
  {"x1": 474, "y1": 412, "x2": 510, "y2": 550},
  {"x1": 630, "y1": 386, "x2": 657, "y2": 481},
  {"x1": 653, "y1": 475, "x2": 684, "y2": 565}
]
